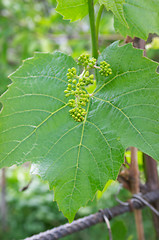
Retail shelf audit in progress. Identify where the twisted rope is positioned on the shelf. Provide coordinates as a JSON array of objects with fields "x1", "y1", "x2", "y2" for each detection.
[{"x1": 25, "y1": 190, "x2": 159, "y2": 240}]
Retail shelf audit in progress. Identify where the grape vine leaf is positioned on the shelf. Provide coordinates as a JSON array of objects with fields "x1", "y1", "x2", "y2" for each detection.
[
  {"x1": 56, "y1": 0, "x2": 97, "y2": 22},
  {"x1": 1, "y1": 43, "x2": 159, "y2": 222},
  {"x1": 99, "y1": 0, "x2": 128, "y2": 27},
  {"x1": 56, "y1": 0, "x2": 159, "y2": 39},
  {"x1": 114, "y1": 0, "x2": 159, "y2": 40}
]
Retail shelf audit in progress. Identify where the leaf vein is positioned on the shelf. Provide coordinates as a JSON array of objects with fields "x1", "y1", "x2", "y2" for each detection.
[
  {"x1": 0, "y1": 104, "x2": 67, "y2": 164},
  {"x1": 94, "y1": 96, "x2": 157, "y2": 159},
  {"x1": 86, "y1": 120, "x2": 114, "y2": 178},
  {"x1": 68, "y1": 100, "x2": 90, "y2": 215},
  {"x1": 94, "y1": 68, "x2": 152, "y2": 95},
  {"x1": 13, "y1": 75, "x2": 67, "y2": 83},
  {"x1": 2, "y1": 94, "x2": 66, "y2": 104}
]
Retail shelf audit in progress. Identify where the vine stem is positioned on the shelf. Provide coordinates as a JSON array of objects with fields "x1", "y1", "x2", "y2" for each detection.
[
  {"x1": 134, "y1": 37, "x2": 159, "y2": 239},
  {"x1": 130, "y1": 147, "x2": 145, "y2": 240},
  {"x1": 88, "y1": 0, "x2": 98, "y2": 59},
  {"x1": 1, "y1": 168, "x2": 7, "y2": 231},
  {"x1": 144, "y1": 154, "x2": 159, "y2": 238},
  {"x1": 96, "y1": 4, "x2": 104, "y2": 48}
]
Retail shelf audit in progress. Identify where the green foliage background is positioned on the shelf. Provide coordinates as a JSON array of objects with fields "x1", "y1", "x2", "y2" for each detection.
[{"x1": 0, "y1": 166, "x2": 156, "y2": 240}]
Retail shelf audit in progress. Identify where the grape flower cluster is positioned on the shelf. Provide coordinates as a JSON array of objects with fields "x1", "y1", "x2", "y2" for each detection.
[
  {"x1": 78, "y1": 53, "x2": 96, "y2": 68},
  {"x1": 64, "y1": 54, "x2": 112, "y2": 122},
  {"x1": 99, "y1": 61, "x2": 112, "y2": 76}
]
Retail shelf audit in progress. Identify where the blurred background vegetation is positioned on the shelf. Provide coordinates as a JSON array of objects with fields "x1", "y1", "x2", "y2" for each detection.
[{"x1": 0, "y1": 0, "x2": 159, "y2": 239}]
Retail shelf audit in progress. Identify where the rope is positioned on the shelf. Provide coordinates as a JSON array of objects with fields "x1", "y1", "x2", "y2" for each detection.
[{"x1": 24, "y1": 190, "x2": 159, "y2": 240}]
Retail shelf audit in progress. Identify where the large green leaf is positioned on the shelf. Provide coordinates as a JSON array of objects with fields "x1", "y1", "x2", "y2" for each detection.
[
  {"x1": 56, "y1": 0, "x2": 92, "y2": 21},
  {"x1": 1, "y1": 43, "x2": 159, "y2": 221},
  {"x1": 114, "y1": 0, "x2": 159, "y2": 40},
  {"x1": 99, "y1": 0, "x2": 128, "y2": 27}
]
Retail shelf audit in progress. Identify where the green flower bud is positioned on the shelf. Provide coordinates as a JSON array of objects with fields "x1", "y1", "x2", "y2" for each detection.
[
  {"x1": 81, "y1": 102, "x2": 86, "y2": 106},
  {"x1": 72, "y1": 67, "x2": 76, "y2": 72},
  {"x1": 85, "y1": 71, "x2": 89, "y2": 77},
  {"x1": 89, "y1": 74, "x2": 94, "y2": 79},
  {"x1": 72, "y1": 79, "x2": 77, "y2": 84}
]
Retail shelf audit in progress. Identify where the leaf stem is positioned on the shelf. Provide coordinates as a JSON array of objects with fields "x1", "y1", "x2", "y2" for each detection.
[
  {"x1": 96, "y1": 4, "x2": 104, "y2": 47},
  {"x1": 88, "y1": 0, "x2": 98, "y2": 59}
]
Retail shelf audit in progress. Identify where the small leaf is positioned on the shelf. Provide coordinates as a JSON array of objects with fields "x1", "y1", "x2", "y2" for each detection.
[
  {"x1": 114, "y1": 0, "x2": 159, "y2": 40},
  {"x1": 0, "y1": 43, "x2": 159, "y2": 222},
  {"x1": 99, "y1": 0, "x2": 128, "y2": 27},
  {"x1": 97, "y1": 180, "x2": 114, "y2": 199},
  {"x1": 56, "y1": 0, "x2": 97, "y2": 22}
]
